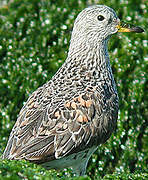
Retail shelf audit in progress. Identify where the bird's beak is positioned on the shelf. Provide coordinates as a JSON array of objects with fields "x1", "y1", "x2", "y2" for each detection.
[{"x1": 116, "y1": 21, "x2": 144, "y2": 33}]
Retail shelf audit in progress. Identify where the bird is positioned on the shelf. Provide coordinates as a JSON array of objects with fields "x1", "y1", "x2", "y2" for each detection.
[{"x1": 2, "y1": 5, "x2": 144, "y2": 176}]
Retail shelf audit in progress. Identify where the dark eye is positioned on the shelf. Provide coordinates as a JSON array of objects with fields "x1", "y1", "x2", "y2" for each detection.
[{"x1": 97, "y1": 15, "x2": 105, "y2": 21}]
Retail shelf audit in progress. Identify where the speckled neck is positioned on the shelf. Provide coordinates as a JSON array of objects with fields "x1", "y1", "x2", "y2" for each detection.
[{"x1": 65, "y1": 37, "x2": 111, "y2": 78}]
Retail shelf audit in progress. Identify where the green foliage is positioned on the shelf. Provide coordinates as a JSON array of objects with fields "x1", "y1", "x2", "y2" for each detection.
[
  {"x1": 0, "y1": 159, "x2": 147, "y2": 180},
  {"x1": 0, "y1": 159, "x2": 75, "y2": 180},
  {"x1": 0, "y1": 0, "x2": 147, "y2": 179}
]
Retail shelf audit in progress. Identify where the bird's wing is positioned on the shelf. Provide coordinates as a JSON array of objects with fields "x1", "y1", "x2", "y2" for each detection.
[{"x1": 2, "y1": 83, "x2": 118, "y2": 162}]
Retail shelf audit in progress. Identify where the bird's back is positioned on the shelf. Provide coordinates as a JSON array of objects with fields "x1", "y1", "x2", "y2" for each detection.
[{"x1": 2, "y1": 56, "x2": 118, "y2": 163}]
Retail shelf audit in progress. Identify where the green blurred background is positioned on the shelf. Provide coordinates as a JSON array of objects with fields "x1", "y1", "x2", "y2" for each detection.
[{"x1": 0, "y1": 0, "x2": 147, "y2": 179}]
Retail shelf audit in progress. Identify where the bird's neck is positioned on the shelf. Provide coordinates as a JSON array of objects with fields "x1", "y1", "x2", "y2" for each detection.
[
  {"x1": 66, "y1": 38, "x2": 111, "y2": 76},
  {"x1": 62, "y1": 39, "x2": 117, "y2": 92}
]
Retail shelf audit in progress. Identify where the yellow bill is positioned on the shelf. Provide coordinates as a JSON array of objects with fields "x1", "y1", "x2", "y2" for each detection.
[{"x1": 117, "y1": 21, "x2": 144, "y2": 33}]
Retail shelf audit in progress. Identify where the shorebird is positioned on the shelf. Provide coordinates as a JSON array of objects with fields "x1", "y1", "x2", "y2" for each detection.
[{"x1": 2, "y1": 5, "x2": 144, "y2": 176}]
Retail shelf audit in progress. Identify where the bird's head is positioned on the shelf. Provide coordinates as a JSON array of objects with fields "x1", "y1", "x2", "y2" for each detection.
[{"x1": 71, "y1": 5, "x2": 144, "y2": 44}]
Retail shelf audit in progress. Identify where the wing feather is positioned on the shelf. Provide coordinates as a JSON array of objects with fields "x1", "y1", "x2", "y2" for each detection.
[{"x1": 2, "y1": 84, "x2": 118, "y2": 163}]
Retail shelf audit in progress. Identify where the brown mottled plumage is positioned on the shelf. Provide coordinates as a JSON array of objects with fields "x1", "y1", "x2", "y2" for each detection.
[{"x1": 2, "y1": 5, "x2": 144, "y2": 176}]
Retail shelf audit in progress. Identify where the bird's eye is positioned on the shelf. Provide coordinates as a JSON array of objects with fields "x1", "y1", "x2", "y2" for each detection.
[{"x1": 97, "y1": 15, "x2": 105, "y2": 21}]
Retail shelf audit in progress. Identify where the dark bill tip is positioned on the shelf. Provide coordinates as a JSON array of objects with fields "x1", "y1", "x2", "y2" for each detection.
[{"x1": 130, "y1": 26, "x2": 144, "y2": 33}]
